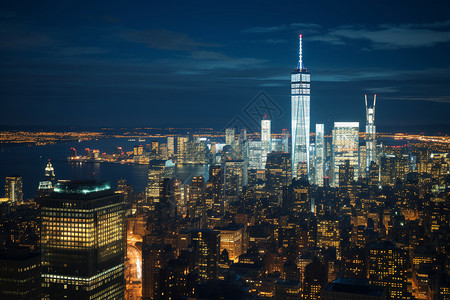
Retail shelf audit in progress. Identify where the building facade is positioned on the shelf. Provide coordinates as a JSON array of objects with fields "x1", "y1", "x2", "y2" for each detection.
[
  {"x1": 332, "y1": 122, "x2": 359, "y2": 187},
  {"x1": 291, "y1": 35, "x2": 311, "y2": 179},
  {"x1": 365, "y1": 94, "x2": 377, "y2": 173},
  {"x1": 40, "y1": 181, "x2": 126, "y2": 299},
  {"x1": 315, "y1": 124, "x2": 325, "y2": 186}
]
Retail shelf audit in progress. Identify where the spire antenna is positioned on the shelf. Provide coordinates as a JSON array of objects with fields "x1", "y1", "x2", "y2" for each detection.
[
  {"x1": 298, "y1": 34, "x2": 303, "y2": 70},
  {"x1": 374, "y1": 94, "x2": 377, "y2": 107}
]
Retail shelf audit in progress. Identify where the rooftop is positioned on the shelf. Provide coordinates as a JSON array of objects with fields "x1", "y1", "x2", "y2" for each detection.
[{"x1": 323, "y1": 278, "x2": 385, "y2": 296}]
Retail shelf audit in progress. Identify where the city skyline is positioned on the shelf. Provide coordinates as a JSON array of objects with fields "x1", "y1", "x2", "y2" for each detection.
[
  {"x1": 0, "y1": 1, "x2": 449, "y2": 129},
  {"x1": 0, "y1": 2, "x2": 449, "y2": 299}
]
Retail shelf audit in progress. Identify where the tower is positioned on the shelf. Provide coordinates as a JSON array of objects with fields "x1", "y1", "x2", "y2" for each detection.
[
  {"x1": 40, "y1": 181, "x2": 126, "y2": 299},
  {"x1": 261, "y1": 115, "x2": 272, "y2": 169},
  {"x1": 265, "y1": 152, "x2": 292, "y2": 203},
  {"x1": 314, "y1": 124, "x2": 325, "y2": 186},
  {"x1": 38, "y1": 160, "x2": 57, "y2": 197},
  {"x1": 146, "y1": 159, "x2": 175, "y2": 210},
  {"x1": 291, "y1": 34, "x2": 311, "y2": 179},
  {"x1": 332, "y1": 122, "x2": 359, "y2": 187},
  {"x1": 365, "y1": 94, "x2": 377, "y2": 173},
  {"x1": 4, "y1": 176, "x2": 23, "y2": 204}
]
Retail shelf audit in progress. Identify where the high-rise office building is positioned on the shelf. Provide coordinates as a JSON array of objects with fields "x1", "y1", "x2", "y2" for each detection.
[
  {"x1": 5, "y1": 176, "x2": 23, "y2": 204},
  {"x1": 216, "y1": 224, "x2": 245, "y2": 263},
  {"x1": 314, "y1": 124, "x2": 325, "y2": 186},
  {"x1": 225, "y1": 128, "x2": 235, "y2": 148},
  {"x1": 368, "y1": 242, "x2": 409, "y2": 300},
  {"x1": 133, "y1": 145, "x2": 144, "y2": 156},
  {"x1": 265, "y1": 152, "x2": 292, "y2": 202},
  {"x1": 317, "y1": 218, "x2": 341, "y2": 259},
  {"x1": 223, "y1": 159, "x2": 246, "y2": 206},
  {"x1": 167, "y1": 136, "x2": 175, "y2": 158},
  {"x1": 282, "y1": 129, "x2": 289, "y2": 153},
  {"x1": 38, "y1": 160, "x2": 56, "y2": 196},
  {"x1": 40, "y1": 181, "x2": 126, "y2": 299},
  {"x1": 339, "y1": 159, "x2": 354, "y2": 188},
  {"x1": 332, "y1": 122, "x2": 359, "y2": 187},
  {"x1": 189, "y1": 175, "x2": 205, "y2": 220},
  {"x1": 176, "y1": 136, "x2": 189, "y2": 164},
  {"x1": 191, "y1": 230, "x2": 220, "y2": 280},
  {"x1": 365, "y1": 94, "x2": 377, "y2": 173},
  {"x1": 146, "y1": 160, "x2": 175, "y2": 208},
  {"x1": 0, "y1": 247, "x2": 41, "y2": 300},
  {"x1": 261, "y1": 116, "x2": 272, "y2": 168},
  {"x1": 291, "y1": 35, "x2": 310, "y2": 178},
  {"x1": 248, "y1": 140, "x2": 262, "y2": 169}
]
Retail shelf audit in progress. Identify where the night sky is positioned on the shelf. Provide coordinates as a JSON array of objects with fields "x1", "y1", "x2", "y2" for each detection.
[{"x1": 1, "y1": 1, "x2": 449, "y2": 131}]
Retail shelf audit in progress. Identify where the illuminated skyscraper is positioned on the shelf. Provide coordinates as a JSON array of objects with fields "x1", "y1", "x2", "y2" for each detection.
[
  {"x1": 146, "y1": 159, "x2": 175, "y2": 209},
  {"x1": 332, "y1": 122, "x2": 359, "y2": 187},
  {"x1": 282, "y1": 129, "x2": 289, "y2": 153},
  {"x1": 38, "y1": 160, "x2": 56, "y2": 197},
  {"x1": 291, "y1": 34, "x2": 310, "y2": 179},
  {"x1": 167, "y1": 136, "x2": 175, "y2": 158},
  {"x1": 176, "y1": 136, "x2": 189, "y2": 164},
  {"x1": 225, "y1": 128, "x2": 235, "y2": 147},
  {"x1": 261, "y1": 115, "x2": 272, "y2": 169},
  {"x1": 40, "y1": 181, "x2": 126, "y2": 299},
  {"x1": 248, "y1": 140, "x2": 262, "y2": 169},
  {"x1": 365, "y1": 94, "x2": 377, "y2": 173},
  {"x1": 266, "y1": 152, "x2": 292, "y2": 202},
  {"x1": 314, "y1": 124, "x2": 325, "y2": 186},
  {"x1": 4, "y1": 176, "x2": 23, "y2": 204},
  {"x1": 368, "y1": 242, "x2": 409, "y2": 300},
  {"x1": 191, "y1": 230, "x2": 220, "y2": 280},
  {"x1": 223, "y1": 159, "x2": 246, "y2": 206}
]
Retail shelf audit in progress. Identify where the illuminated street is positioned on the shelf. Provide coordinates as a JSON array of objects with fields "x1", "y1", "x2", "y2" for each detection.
[{"x1": 126, "y1": 234, "x2": 143, "y2": 300}]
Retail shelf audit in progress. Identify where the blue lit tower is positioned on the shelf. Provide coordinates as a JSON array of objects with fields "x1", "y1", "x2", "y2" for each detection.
[
  {"x1": 365, "y1": 94, "x2": 377, "y2": 173},
  {"x1": 291, "y1": 34, "x2": 311, "y2": 178}
]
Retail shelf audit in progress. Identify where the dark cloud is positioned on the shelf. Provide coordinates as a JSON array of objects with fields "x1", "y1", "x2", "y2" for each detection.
[
  {"x1": 310, "y1": 22, "x2": 450, "y2": 49},
  {"x1": 242, "y1": 23, "x2": 321, "y2": 34}
]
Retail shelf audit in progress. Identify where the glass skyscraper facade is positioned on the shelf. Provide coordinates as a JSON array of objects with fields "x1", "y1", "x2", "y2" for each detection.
[
  {"x1": 40, "y1": 181, "x2": 126, "y2": 299},
  {"x1": 315, "y1": 124, "x2": 325, "y2": 186},
  {"x1": 261, "y1": 117, "x2": 272, "y2": 169},
  {"x1": 365, "y1": 94, "x2": 377, "y2": 173},
  {"x1": 291, "y1": 35, "x2": 310, "y2": 179},
  {"x1": 332, "y1": 122, "x2": 360, "y2": 187}
]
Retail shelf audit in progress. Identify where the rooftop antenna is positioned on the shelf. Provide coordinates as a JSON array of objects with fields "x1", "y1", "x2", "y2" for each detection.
[
  {"x1": 298, "y1": 34, "x2": 303, "y2": 70},
  {"x1": 374, "y1": 94, "x2": 377, "y2": 107}
]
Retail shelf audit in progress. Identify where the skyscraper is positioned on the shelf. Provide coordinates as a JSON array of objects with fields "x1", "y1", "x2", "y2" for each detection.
[
  {"x1": 248, "y1": 140, "x2": 262, "y2": 170},
  {"x1": 38, "y1": 160, "x2": 56, "y2": 197},
  {"x1": 225, "y1": 128, "x2": 235, "y2": 148},
  {"x1": 261, "y1": 115, "x2": 272, "y2": 169},
  {"x1": 332, "y1": 122, "x2": 359, "y2": 187},
  {"x1": 223, "y1": 159, "x2": 246, "y2": 207},
  {"x1": 314, "y1": 124, "x2": 325, "y2": 186},
  {"x1": 176, "y1": 136, "x2": 189, "y2": 164},
  {"x1": 167, "y1": 136, "x2": 175, "y2": 158},
  {"x1": 291, "y1": 35, "x2": 311, "y2": 179},
  {"x1": 146, "y1": 159, "x2": 175, "y2": 209},
  {"x1": 5, "y1": 176, "x2": 23, "y2": 204},
  {"x1": 368, "y1": 242, "x2": 409, "y2": 299},
  {"x1": 40, "y1": 181, "x2": 126, "y2": 299},
  {"x1": 191, "y1": 230, "x2": 220, "y2": 280},
  {"x1": 265, "y1": 152, "x2": 292, "y2": 203},
  {"x1": 365, "y1": 94, "x2": 377, "y2": 173},
  {"x1": 282, "y1": 129, "x2": 289, "y2": 153}
]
